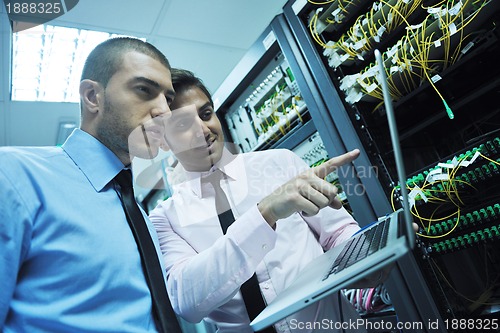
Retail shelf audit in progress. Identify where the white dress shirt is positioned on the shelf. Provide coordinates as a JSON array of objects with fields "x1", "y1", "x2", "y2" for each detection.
[{"x1": 150, "y1": 148, "x2": 364, "y2": 332}]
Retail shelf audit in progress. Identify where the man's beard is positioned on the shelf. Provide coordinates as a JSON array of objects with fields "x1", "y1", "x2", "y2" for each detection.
[{"x1": 95, "y1": 96, "x2": 132, "y2": 162}]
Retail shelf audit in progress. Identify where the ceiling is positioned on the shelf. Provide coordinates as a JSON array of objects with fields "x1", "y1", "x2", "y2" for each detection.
[
  {"x1": 51, "y1": 0, "x2": 289, "y2": 92},
  {"x1": 0, "y1": 0, "x2": 288, "y2": 147}
]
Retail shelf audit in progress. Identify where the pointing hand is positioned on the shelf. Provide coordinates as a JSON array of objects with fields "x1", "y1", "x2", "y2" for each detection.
[{"x1": 258, "y1": 149, "x2": 361, "y2": 227}]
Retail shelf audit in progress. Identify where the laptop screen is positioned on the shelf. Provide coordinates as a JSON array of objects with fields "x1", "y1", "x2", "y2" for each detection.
[{"x1": 374, "y1": 49, "x2": 415, "y2": 248}]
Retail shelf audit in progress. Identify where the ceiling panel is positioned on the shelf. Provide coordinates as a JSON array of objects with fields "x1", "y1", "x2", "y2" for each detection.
[
  {"x1": 156, "y1": 0, "x2": 287, "y2": 49},
  {"x1": 52, "y1": 0, "x2": 168, "y2": 35},
  {"x1": 151, "y1": 36, "x2": 246, "y2": 92}
]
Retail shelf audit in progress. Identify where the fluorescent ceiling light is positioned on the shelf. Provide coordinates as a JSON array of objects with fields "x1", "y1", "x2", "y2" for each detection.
[{"x1": 11, "y1": 24, "x2": 144, "y2": 103}]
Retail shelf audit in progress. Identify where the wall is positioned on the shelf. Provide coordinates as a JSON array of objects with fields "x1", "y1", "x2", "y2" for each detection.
[
  {"x1": 1, "y1": 6, "x2": 8, "y2": 146},
  {"x1": 0, "y1": 10, "x2": 80, "y2": 147},
  {"x1": 7, "y1": 101, "x2": 80, "y2": 146}
]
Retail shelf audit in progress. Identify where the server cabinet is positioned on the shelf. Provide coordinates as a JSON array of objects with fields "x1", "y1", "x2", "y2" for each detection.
[{"x1": 283, "y1": 0, "x2": 500, "y2": 331}]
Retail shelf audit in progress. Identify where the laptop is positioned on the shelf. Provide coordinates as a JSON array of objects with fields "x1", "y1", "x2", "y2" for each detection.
[{"x1": 250, "y1": 49, "x2": 415, "y2": 331}]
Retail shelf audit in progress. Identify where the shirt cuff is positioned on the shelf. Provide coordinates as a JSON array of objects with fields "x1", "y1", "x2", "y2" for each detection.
[{"x1": 226, "y1": 204, "x2": 277, "y2": 266}]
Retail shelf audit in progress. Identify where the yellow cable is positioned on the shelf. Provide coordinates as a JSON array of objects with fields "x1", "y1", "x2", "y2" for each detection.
[
  {"x1": 307, "y1": 0, "x2": 336, "y2": 5},
  {"x1": 480, "y1": 153, "x2": 500, "y2": 166},
  {"x1": 430, "y1": 257, "x2": 500, "y2": 306},
  {"x1": 417, "y1": 208, "x2": 461, "y2": 239}
]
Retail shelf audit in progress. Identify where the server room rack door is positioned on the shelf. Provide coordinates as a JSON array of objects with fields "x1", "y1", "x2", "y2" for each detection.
[{"x1": 281, "y1": 1, "x2": 447, "y2": 332}]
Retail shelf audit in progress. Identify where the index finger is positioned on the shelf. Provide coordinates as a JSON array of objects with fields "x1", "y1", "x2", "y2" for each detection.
[{"x1": 312, "y1": 149, "x2": 360, "y2": 179}]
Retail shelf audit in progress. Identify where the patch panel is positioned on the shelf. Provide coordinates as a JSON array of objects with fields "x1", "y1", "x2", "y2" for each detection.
[
  {"x1": 401, "y1": 138, "x2": 500, "y2": 210},
  {"x1": 291, "y1": 131, "x2": 329, "y2": 166},
  {"x1": 291, "y1": 132, "x2": 348, "y2": 201},
  {"x1": 405, "y1": 137, "x2": 500, "y2": 188},
  {"x1": 431, "y1": 224, "x2": 500, "y2": 254},
  {"x1": 224, "y1": 53, "x2": 308, "y2": 153},
  {"x1": 407, "y1": 161, "x2": 499, "y2": 205},
  {"x1": 424, "y1": 203, "x2": 500, "y2": 237}
]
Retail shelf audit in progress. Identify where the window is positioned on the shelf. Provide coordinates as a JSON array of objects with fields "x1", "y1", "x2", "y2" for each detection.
[{"x1": 11, "y1": 24, "x2": 144, "y2": 103}]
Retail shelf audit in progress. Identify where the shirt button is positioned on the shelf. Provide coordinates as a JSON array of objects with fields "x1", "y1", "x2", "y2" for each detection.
[{"x1": 262, "y1": 244, "x2": 268, "y2": 250}]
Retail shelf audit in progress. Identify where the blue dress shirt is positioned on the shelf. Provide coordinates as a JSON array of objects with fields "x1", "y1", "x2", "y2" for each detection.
[{"x1": 0, "y1": 129, "x2": 165, "y2": 332}]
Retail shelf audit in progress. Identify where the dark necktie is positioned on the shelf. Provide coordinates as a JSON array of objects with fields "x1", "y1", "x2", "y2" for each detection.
[
  {"x1": 205, "y1": 170, "x2": 276, "y2": 333},
  {"x1": 115, "y1": 169, "x2": 181, "y2": 333}
]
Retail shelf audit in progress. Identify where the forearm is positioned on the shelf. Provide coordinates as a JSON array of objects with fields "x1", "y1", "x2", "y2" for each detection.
[
  {"x1": 304, "y1": 205, "x2": 360, "y2": 250},
  {"x1": 164, "y1": 205, "x2": 276, "y2": 322}
]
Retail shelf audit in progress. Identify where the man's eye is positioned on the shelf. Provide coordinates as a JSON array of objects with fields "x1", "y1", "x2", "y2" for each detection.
[
  {"x1": 137, "y1": 86, "x2": 151, "y2": 95},
  {"x1": 201, "y1": 111, "x2": 213, "y2": 120},
  {"x1": 174, "y1": 119, "x2": 194, "y2": 130}
]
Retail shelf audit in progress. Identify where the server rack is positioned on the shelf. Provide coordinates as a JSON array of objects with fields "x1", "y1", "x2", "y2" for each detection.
[{"x1": 282, "y1": 0, "x2": 500, "y2": 331}]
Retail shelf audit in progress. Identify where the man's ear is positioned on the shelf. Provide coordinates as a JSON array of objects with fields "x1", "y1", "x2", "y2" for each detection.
[{"x1": 80, "y1": 79, "x2": 103, "y2": 114}]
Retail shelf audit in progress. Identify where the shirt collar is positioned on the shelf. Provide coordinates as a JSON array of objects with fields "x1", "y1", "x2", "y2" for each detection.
[
  {"x1": 181, "y1": 148, "x2": 241, "y2": 198},
  {"x1": 62, "y1": 129, "x2": 125, "y2": 192}
]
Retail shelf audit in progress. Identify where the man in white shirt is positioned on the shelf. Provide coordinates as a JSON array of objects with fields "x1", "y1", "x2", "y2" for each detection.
[{"x1": 149, "y1": 69, "x2": 371, "y2": 332}]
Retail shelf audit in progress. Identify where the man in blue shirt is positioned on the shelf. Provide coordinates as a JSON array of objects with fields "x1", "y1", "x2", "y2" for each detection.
[{"x1": 0, "y1": 38, "x2": 180, "y2": 332}]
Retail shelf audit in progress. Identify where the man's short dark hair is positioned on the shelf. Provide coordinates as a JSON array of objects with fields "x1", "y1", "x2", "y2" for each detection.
[
  {"x1": 81, "y1": 37, "x2": 171, "y2": 87},
  {"x1": 170, "y1": 68, "x2": 214, "y2": 107}
]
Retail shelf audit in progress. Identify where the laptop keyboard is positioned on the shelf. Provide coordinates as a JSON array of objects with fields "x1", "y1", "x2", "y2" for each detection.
[{"x1": 322, "y1": 219, "x2": 390, "y2": 281}]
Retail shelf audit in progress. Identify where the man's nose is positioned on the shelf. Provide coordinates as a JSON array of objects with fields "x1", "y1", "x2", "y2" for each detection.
[
  {"x1": 152, "y1": 95, "x2": 171, "y2": 118},
  {"x1": 194, "y1": 118, "x2": 210, "y2": 138}
]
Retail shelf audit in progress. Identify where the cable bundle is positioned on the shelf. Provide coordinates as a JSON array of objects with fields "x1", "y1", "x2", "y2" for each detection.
[
  {"x1": 337, "y1": 0, "x2": 490, "y2": 118},
  {"x1": 342, "y1": 284, "x2": 393, "y2": 314},
  {"x1": 391, "y1": 141, "x2": 500, "y2": 239},
  {"x1": 317, "y1": 0, "x2": 423, "y2": 68}
]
